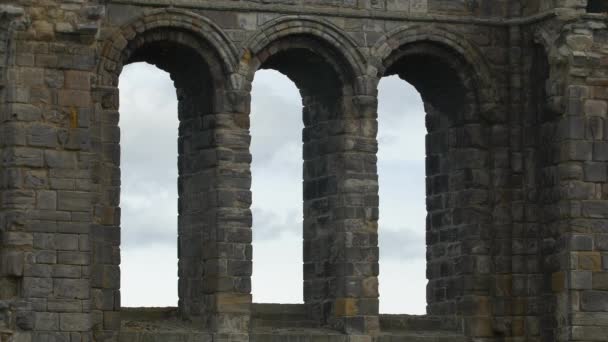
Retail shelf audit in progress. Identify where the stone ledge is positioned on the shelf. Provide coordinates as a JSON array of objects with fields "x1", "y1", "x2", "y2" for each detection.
[
  {"x1": 119, "y1": 307, "x2": 467, "y2": 341},
  {"x1": 107, "y1": 0, "x2": 557, "y2": 27}
]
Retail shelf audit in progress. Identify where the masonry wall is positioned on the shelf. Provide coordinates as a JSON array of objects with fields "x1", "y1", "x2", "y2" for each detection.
[{"x1": 0, "y1": 1, "x2": 607, "y2": 342}]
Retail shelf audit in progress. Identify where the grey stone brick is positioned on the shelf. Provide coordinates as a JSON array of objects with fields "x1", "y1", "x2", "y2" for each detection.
[
  {"x1": 22, "y1": 277, "x2": 52, "y2": 298},
  {"x1": 36, "y1": 191, "x2": 56, "y2": 210},
  {"x1": 27, "y1": 124, "x2": 57, "y2": 148},
  {"x1": 2, "y1": 148, "x2": 43, "y2": 167},
  {"x1": 57, "y1": 192, "x2": 91, "y2": 212},
  {"x1": 34, "y1": 312, "x2": 58, "y2": 330},
  {"x1": 55, "y1": 234, "x2": 79, "y2": 251},
  {"x1": 44, "y1": 151, "x2": 76, "y2": 169},
  {"x1": 59, "y1": 313, "x2": 91, "y2": 332},
  {"x1": 53, "y1": 279, "x2": 89, "y2": 299},
  {"x1": 581, "y1": 291, "x2": 608, "y2": 312},
  {"x1": 57, "y1": 252, "x2": 89, "y2": 266},
  {"x1": 571, "y1": 271, "x2": 593, "y2": 289},
  {"x1": 47, "y1": 299, "x2": 81, "y2": 313},
  {"x1": 584, "y1": 162, "x2": 607, "y2": 182},
  {"x1": 8, "y1": 104, "x2": 42, "y2": 121},
  {"x1": 52, "y1": 265, "x2": 81, "y2": 279}
]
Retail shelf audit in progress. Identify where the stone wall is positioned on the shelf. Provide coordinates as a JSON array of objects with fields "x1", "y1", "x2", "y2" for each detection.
[{"x1": 0, "y1": 0, "x2": 606, "y2": 341}]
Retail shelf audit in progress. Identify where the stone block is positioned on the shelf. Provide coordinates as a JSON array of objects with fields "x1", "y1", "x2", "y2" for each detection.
[
  {"x1": 44, "y1": 151, "x2": 76, "y2": 169},
  {"x1": 64, "y1": 71, "x2": 91, "y2": 90},
  {"x1": 410, "y1": 0, "x2": 428, "y2": 13},
  {"x1": 581, "y1": 290, "x2": 608, "y2": 311},
  {"x1": 584, "y1": 162, "x2": 607, "y2": 182},
  {"x1": 35, "y1": 250, "x2": 57, "y2": 264},
  {"x1": 28, "y1": 124, "x2": 57, "y2": 148},
  {"x1": 579, "y1": 252, "x2": 602, "y2": 270},
  {"x1": 582, "y1": 201, "x2": 608, "y2": 218},
  {"x1": 52, "y1": 265, "x2": 81, "y2": 279},
  {"x1": 47, "y1": 299, "x2": 81, "y2": 313},
  {"x1": 103, "y1": 311, "x2": 120, "y2": 330},
  {"x1": 34, "y1": 312, "x2": 58, "y2": 331},
  {"x1": 32, "y1": 332, "x2": 70, "y2": 342},
  {"x1": 59, "y1": 313, "x2": 91, "y2": 332},
  {"x1": 58, "y1": 90, "x2": 91, "y2": 108},
  {"x1": 24, "y1": 264, "x2": 51, "y2": 278},
  {"x1": 55, "y1": 234, "x2": 79, "y2": 251},
  {"x1": 572, "y1": 326, "x2": 608, "y2": 341},
  {"x1": 57, "y1": 191, "x2": 91, "y2": 212},
  {"x1": 54, "y1": 279, "x2": 89, "y2": 299},
  {"x1": 570, "y1": 234, "x2": 594, "y2": 251},
  {"x1": 22, "y1": 277, "x2": 53, "y2": 298},
  {"x1": 91, "y1": 265, "x2": 119, "y2": 289},
  {"x1": 8, "y1": 104, "x2": 42, "y2": 122},
  {"x1": 592, "y1": 272, "x2": 608, "y2": 290},
  {"x1": 571, "y1": 271, "x2": 592, "y2": 289},
  {"x1": 3, "y1": 148, "x2": 43, "y2": 167},
  {"x1": 1, "y1": 250, "x2": 24, "y2": 276},
  {"x1": 387, "y1": 0, "x2": 410, "y2": 11},
  {"x1": 36, "y1": 190, "x2": 56, "y2": 210},
  {"x1": 57, "y1": 251, "x2": 90, "y2": 266},
  {"x1": 594, "y1": 141, "x2": 608, "y2": 161},
  {"x1": 585, "y1": 100, "x2": 608, "y2": 117},
  {"x1": 3, "y1": 231, "x2": 33, "y2": 247}
]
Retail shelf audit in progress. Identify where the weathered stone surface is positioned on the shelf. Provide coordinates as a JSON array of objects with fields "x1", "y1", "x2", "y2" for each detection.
[{"x1": 0, "y1": 1, "x2": 607, "y2": 341}]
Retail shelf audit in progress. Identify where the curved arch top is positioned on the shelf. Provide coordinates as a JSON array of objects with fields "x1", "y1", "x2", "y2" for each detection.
[
  {"x1": 372, "y1": 25, "x2": 498, "y2": 107},
  {"x1": 96, "y1": 8, "x2": 239, "y2": 86},
  {"x1": 242, "y1": 15, "x2": 368, "y2": 81}
]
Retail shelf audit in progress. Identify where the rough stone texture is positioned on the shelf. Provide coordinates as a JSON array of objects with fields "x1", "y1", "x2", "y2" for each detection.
[{"x1": 0, "y1": 0, "x2": 607, "y2": 341}]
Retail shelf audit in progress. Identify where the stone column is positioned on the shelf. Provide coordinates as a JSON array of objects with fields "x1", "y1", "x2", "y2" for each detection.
[
  {"x1": 330, "y1": 94, "x2": 381, "y2": 336},
  {"x1": 2, "y1": 35, "x2": 98, "y2": 342},
  {"x1": 197, "y1": 87, "x2": 253, "y2": 341},
  {"x1": 546, "y1": 18, "x2": 608, "y2": 342},
  {"x1": 302, "y1": 90, "x2": 380, "y2": 335}
]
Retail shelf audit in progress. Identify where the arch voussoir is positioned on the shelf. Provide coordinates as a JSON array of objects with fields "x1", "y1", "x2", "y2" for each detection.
[
  {"x1": 244, "y1": 16, "x2": 367, "y2": 81},
  {"x1": 372, "y1": 25, "x2": 498, "y2": 107}
]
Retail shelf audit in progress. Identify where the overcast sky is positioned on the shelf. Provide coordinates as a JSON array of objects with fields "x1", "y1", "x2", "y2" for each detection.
[{"x1": 119, "y1": 63, "x2": 427, "y2": 314}]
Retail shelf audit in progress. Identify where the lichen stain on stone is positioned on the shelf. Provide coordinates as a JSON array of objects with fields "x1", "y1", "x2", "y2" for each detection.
[
  {"x1": 70, "y1": 107, "x2": 78, "y2": 128},
  {"x1": 242, "y1": 48, "x2": 252, "y2": 64}
]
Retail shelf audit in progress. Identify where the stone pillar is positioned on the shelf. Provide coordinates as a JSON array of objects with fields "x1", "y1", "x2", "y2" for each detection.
[
  {"x1": 90, "y1": 85, "x2": 121, "y2": 342},
  {"x1": 302, "y1": 90, "x2": 380, "y2": 335},
  {"x1": 2, "y1": 41, "x2": 98, "y2": 342},
  {"x1": 197, "y1": 87, "x2": 253, "y2": 341},
  {"x1": 331, "y1": 94, "x2": 381, "y2": 336},
  {"x1": 547, "y1": 19, "x2": 608, "y2": 342}
]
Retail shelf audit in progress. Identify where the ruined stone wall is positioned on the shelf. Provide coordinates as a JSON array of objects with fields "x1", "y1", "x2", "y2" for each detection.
[{"x1": 0, "y1": 1, "x2": 606, "y2": 342}]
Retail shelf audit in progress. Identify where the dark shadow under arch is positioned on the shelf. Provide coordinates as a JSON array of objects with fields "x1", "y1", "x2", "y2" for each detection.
[{"x1": 588, "y1": 0, "x2": 608, "y2": 13}]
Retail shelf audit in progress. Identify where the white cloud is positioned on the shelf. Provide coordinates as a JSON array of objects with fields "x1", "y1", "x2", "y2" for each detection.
[{"x1": 118, "y1": 65, "x2": 429, "y2": 314}]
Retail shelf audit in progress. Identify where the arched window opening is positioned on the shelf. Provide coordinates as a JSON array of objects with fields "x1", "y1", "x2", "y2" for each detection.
[
  {"x1": 111, "y1": 36, "x2": 217, "y2": 316},
  {"x1": 250, "y1": 70, "x2": 304, "y2": 304},
  {"x1": 588, "y1": 0, "x2": 608, "y2": 13},
  {"x1": 119, "y1": 62, "x2": 179, "y2": 307},
  {"x1": 377, "y1": 76, "x2": 427, "y2": 314},
  {"x1": 250, "y1": 38, "x2": 349, "y2": 311},
  {"x1": 380, "y1": 43, "x2": 484, "y2": 319}
]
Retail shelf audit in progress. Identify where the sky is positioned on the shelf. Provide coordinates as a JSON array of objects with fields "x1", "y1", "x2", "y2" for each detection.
[{"x1": 118, "y1": 63, "x2": 427, "y2": 314}]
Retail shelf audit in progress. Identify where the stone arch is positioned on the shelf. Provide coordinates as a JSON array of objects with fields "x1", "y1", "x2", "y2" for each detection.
[
  {"x1": 90, "y1": 9, "x2": 248, "y2": 340},
  {"x1": 372, "y1": 25, "x2": 497, "y2": 111},
  {"x1": 243, "y1": 16, "x2": 367, "y2": 90},
  {"x1": 242, "y1": 16, "x2": 378, "y2": 332},
  {"x1": 96, "y1": 8, "x2": 239, "y2": 88},
  {"x1": 372, "y1": 25, "x2": 498, "y2": 324}
]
